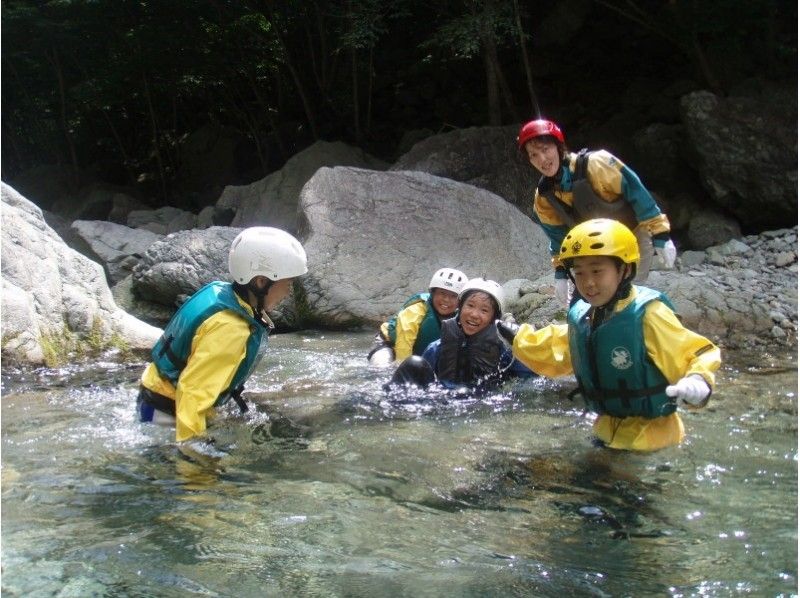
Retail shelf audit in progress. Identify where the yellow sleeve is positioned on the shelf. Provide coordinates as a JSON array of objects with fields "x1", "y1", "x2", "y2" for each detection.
[
  {"x1": 393, "y1": 301, "x2": 428, "y2": 361},
  {"x1": 642, "y1": 301, "x2": 721, "y2": 388},
  {"x1": 511, "y1": 322, "x2": 574, "y2": 378},
  {"x1": 174, "y1": 310, "x2": 251, "y2": 442},
  {"x1": 637, "y1": 214, "x2": 671, "y2": 236},
  {"x1": 533, "y1": 189, "x2": 567, "y2": 226}
]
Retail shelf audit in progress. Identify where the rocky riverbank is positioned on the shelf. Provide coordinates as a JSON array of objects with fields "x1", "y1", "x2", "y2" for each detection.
[{"x1": 505, "y1": 226, "x2": 798, "y2": 355}]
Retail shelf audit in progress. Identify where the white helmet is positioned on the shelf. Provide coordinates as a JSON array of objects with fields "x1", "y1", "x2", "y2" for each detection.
[
  {"x1": 429, "y1": 267, "x2": 468, "y2": 294},
  {"x1": 229, "y1": 227, "x2": 308, "y2": 284},
  {"x1": 458, "y1": 277, "x2": 505, "y2": 315}
]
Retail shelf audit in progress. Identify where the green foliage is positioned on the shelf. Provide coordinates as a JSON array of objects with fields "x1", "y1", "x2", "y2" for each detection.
[
  {"x1": 421, "y1": 0, "x2": 517, "y2": 60},
  {"x1": 1, "y1": 0, "x2": 794, "y2": 188}
]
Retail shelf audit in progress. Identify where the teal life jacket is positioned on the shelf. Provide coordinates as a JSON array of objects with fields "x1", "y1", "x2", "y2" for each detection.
[
  {"x1": 151, "y1": 281, "x2": 267, "y2": 410},
  {"x1": 537, "y1": 149, "x2": 638, "y2": 230},
  {"x1": 436, "y1": 317, "x2": 505, "y2": 386},
  {"x1": 568, "y1": 286, "x2": 676, "y2": 418},
  {"x1": 385, "y1": 292, "x2": 444, "y2": 356}
]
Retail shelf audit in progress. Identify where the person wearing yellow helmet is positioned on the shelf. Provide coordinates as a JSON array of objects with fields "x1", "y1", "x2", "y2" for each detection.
[
  {"x1": 516, "y1": 118, "x2": 676, "y2": 308},
  {"x1": 496, "y1": 219, "x2": 720, "y2": 451},
  {"x1": 137, "y1": 227, "x2": 308, "y2": 454}
]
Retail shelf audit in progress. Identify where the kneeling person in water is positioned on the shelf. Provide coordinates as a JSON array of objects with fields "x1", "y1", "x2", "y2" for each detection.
[
  {"x1": 368, "y1": 267, "x2": 468, "y2": 365},
  {"x1": 137, "y1": 227, "x2": 308, "y2": 451},
  {"x1": 390, "y1": 278, "x2": 535, "y2": 390},
  {"x1": 498, "y1": 218, "x2": 721, "y2": 451}
]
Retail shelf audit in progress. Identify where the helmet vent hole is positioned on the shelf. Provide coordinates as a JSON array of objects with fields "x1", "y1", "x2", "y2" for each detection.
[
  {"x1": 589, "y1": 242, "x2": 605, "y2": 249},
  {"x1": 588, "y1": 231, "x2": 602, "y2": 237}
]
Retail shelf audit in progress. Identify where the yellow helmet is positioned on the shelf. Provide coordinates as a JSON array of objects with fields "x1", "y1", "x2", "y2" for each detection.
[{"x1": 559, "y1": 218, "x2": 639, "y2": 266}]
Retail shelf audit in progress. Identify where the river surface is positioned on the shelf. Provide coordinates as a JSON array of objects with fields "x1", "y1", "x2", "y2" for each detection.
[{"x1": 1, "y1": 331, "x2": 797, "y2": 597}]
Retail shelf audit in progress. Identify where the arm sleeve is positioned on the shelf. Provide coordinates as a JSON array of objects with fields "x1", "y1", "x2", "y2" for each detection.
[
  {"x1": 174, "y1": 311, "x2": 251, "y2": 442},
  {"x1": 531, "y1": 199, "x2": 571, "y2": 267},
  {"x1": 511, "y1": 323, "x2": 574, "y2": 378},
  {"x1": 642, "y1": 301, "x2": 722, "y2": 388},
  {"x1": 394, "y1": 302, "x2": 428, "y2": 361}
]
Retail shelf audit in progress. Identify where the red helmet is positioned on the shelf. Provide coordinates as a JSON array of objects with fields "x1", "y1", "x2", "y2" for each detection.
[{"x1": 516, "y1": 119, "x2": 565, "y2": 149}]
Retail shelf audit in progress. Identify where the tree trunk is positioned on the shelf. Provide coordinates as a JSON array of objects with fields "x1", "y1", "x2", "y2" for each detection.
[
  {"x1": 260, "y1": 2, "x2": 319, "y2": 139},
  {"x1": 512, "y1": 0, "x2": 539, "y2": 116},
  {"x1": 47, "y1": 47, "x2": 80, "y2": 187},
  {"x1": 142, "y1": 71, "x2": 169, "y2": 203},
  {"x1": 480, "y1": 9, "x2": 501, "y2": 125}
]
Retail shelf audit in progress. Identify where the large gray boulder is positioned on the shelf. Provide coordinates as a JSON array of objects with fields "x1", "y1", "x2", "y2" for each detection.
[
  {"x1": 1, "y1": 183, "x2": 161, "y2": 365},
  {"x1": 390, "y1": 124, "x2": 537, "y2": 213},
  {"x1": 131, "y1": 226, "x2": 239, "y2": 307},
  {"x1": 70, "y1": 220, "x2": 163, "y2": 284},
  {"x1": 217, "y1": 140, "x2": 388, "y2": 232},
  {"x1": 680, "y1": 88, "x2": 797, "y2": 230},
  {"x1": 298, "y1": 167, "x2": 551, "y2": 327}
]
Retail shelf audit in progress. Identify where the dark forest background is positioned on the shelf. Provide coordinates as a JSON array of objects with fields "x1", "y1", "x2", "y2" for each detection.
[{"x1": 2, "y1": 0, "x2": 796, "y2": 212}]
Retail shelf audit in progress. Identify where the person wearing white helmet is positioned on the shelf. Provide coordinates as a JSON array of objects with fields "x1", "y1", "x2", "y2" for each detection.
[
  {"x1": 388, "y1": 277, "x2": 535, "y2": 390},
  {"x1": 137, "y1": 227, "x2": 308, "y2": 451},
  {"x1": 516, "y1": 118, "x2": 677, "y2": 308},
  {"x1": 368, "y1": 267, "x2": 468, "y2": 365}
]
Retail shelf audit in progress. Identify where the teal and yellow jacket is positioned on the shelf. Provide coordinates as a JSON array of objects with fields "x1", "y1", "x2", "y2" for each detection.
[
  {"x1": 141, "y1": 282, "x2": 267, "y2": 441},
  {"x1": 532, "y1": 150, "x2": 671, "y2": 271},
  {"x1": 380, "y1": 293, "x2": 445, "y2": 361},
  {"x1": 511, "y1": 286, "x2": 720, "y2": 451}
]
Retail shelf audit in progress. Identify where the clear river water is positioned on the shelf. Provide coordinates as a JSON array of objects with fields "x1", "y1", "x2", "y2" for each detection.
[{"x1": 1, "y1": 331, "x2": 797, "y2": 597}]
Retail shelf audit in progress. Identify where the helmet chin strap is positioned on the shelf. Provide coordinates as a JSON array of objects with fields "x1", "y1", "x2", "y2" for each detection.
[
  {"x1": 248, "y1": 279, "x2": 273, "y2": 326},
  {"x1": 233, "y1": 280, "x2": 274, "y2": 328}
]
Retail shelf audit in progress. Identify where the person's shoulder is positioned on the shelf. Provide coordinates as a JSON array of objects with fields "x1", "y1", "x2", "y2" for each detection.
[
  {"x1": 206, "y1": 308, "x2": 253, "y2": 331},
  {"x1": 587, "y1": 149, "x2": 623, "y2": 170},
  {"x1": 400, "y1": 298, "x2": 430, "y2": 317}
]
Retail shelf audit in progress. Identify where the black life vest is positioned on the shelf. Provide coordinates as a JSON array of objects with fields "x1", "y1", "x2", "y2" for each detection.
[{"x1": 436, "y1": 317, "x2": 505, "y2": 386}]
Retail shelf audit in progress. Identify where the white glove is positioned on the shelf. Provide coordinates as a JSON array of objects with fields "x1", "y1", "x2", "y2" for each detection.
[
  {"x1": 665, "y1": 374, "x2": 710, "y2": 406},
  {"x1": 655, "y1": 239, "x2": 677, "y2": 269},
  {"x1": 554, "y1": 278, "x2": 570, "y2": 308}
]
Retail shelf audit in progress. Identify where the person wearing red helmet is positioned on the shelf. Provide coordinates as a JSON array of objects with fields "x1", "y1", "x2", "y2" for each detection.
[{"x1": 517, "y1": 118, "x2": 676, "y2": 308}]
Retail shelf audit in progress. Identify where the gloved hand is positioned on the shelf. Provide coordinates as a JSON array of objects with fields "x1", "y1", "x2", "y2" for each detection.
[
  {"x1": 654, "y1": 237, "x2": 677, "y2": 269},
  {"x1": 554, "y1": 277, "x2": 570, "y2": 308},
  {"x1": 496, "y1": 320, "x2": 521, "y2": 345},
  {"x1": 665, "y1": 374, "x2": 710, "y2": 406}
]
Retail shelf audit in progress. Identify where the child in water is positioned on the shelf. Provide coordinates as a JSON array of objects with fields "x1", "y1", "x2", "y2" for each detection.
[
  {"x1": 368, "y1": 267, "x2": 468, "y2": 365},
  {"x1": 497, "y1": 218, "x2": 721, "y2": 451},
  {"x1": 389, "y1": 278, "x2": 535, "y2": 391}
]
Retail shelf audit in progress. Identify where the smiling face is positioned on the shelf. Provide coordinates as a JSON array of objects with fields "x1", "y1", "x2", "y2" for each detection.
[
  {"x1": 524, "y1": 137, "x2": 561, "y2": 178},
  {"x1": 458, "y1": 291, "x2": 497, "y2": 336},
  {"x1": 569, "y1": 256, "x2": 628, "y2": 307},
  {"x1": 430, "y1": 288, "x2": 459, "y2": 318}
]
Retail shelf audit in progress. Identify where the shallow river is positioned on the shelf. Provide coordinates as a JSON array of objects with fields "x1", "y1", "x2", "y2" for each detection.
[{"x1": 2, "y1": 331, "x2": 797, "y2": 597}]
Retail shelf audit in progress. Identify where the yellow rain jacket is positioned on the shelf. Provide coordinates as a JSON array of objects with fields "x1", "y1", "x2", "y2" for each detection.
[
  {"x1": 533, "y1": 150, "x2": 671, "y2": 270},
  {"x1": 512, "y1": 288, "x2": 721, "y2": 451},
  {"x1": 141, "y1": 304, "x2": 254, "y2": 442},
  {"x1": 379, "y1": 300, "x2": 432, "y2": 362}
]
